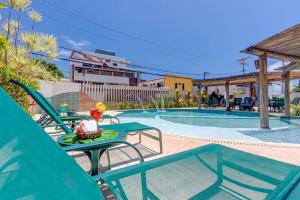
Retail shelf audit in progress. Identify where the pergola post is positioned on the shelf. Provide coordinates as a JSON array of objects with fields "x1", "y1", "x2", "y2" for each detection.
[
  {"x1": 197, "y1": 83, "x2": 202, "y2": 110},
  {"x1": 225, "y1": 81, "x2": 230, "y2": 110},
  {"x1": 255, "y1": 76, "x2": 260, "y2": 112},
  {"x1": 259, "y1": 54, "x2": 269, "y2": 129},
  {"x1": 283, "y1": 71, "x2": 291, "y2": 117}
]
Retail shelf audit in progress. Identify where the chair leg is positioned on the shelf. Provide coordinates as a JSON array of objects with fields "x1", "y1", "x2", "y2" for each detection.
[
  {"x1": 106, "y1": 149, "x2": 111, "y2": 170},
  {"x1": 153, "y1": 128, "x2": 163, "y2": 154}
]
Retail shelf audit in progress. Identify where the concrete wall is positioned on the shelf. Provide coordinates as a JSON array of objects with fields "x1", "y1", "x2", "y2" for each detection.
[
  {"x1": 38, "y1": 80, "x2": 80, "y2": 97},
  {"x1": 37, "y1": 80, "x2": 81, "y2": 112}
]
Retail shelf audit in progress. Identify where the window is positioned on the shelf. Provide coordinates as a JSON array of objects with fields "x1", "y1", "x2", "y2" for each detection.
[
  {"x1": 175, "y1": 83, "x2": 178, "y2": 89},
  {"x1": 87, "y1": 69, "x2": 99, "y2": 74},
  {"x1": 101, "y1": 70, "x2": 113, "y2": 76},
  {"x1": 182, "y1": 83, "x2": 185, "y2": 90},
  {"x1": 113, "y1": 63, "x2": 118, "y2": 67},
  {"x1": 77, "y1": 68, "x2": 85, "y2": 73},
  {"x1": 125, "y1": 73, "x2": 134, "y2": 78},
  {"x1": 94, "y1": 65, "x2": 102, "y2": 68},
  {"x1": 113, "y1": 72, "x2": 123, "y2": 77},
  {"x1": 105, "y1": 59, "x2": 111, "y2": 63},
  {"x1": 82, "y1": 63, "x2": 92, "y2": 67}
]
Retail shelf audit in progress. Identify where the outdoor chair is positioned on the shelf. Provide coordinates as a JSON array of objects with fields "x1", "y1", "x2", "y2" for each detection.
[
  {"x1": 292, "y1": 97, "x2": 300, "y2": 105},
  {"x1": 10, "y1": 79, "x2": 163, "y2": 154},
  {"x1": 275, "y1": 98, "x2": 285, "y2": 112},
  {"x1": 240, "y1": 97, "x2": 255, "y2": 111},
  {"x1": 10, "y1": 79, "x2": 120, "y2": 125},
  {"x1": 269, "y1": 98, "x2": 285, "y2": 112},
  {"x1": 232, "y1": 97, "x2": 242, "y2": 110},
  {"x1": 2, "y1": 87, "x2": 300, "y2": 199}
]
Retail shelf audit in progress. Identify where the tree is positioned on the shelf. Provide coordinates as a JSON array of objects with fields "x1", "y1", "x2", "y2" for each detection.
[
  {"x1": 28, "y1": 9, "x2": 41, "y2": 30},
  {"x1": 37, "y1": 59, "x2": 64, "y2": 80},
  {"x1": 0, "y1": 0, "x2": 59, "y2": 111},
  {"x1": 292, "y1": 86, "x2": 300, "y2": 93}
]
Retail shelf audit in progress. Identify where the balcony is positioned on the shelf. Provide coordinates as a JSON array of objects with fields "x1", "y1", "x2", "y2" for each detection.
[{"x1": 73, "y1": 71, "x2": 129, "y2": 84}]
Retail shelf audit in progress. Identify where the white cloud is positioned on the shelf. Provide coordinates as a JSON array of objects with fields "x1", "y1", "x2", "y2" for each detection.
[
  {"x1": 59, "y1": 49, "x2": 72, "y2": 57},
  {"x1": 61, "y1": 36, "x2": 91, "y2": 50}
]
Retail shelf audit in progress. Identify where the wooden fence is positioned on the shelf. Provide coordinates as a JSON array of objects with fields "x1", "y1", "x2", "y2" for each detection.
[{"x1": 80, "y1": 82, "x2": 173, "y2": 103}]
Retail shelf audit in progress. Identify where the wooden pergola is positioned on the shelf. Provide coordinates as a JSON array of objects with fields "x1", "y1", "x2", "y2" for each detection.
[
  {"x1": 193, "y1": 71, "x2": 300, "y2": 113},
  {"x1": 241, "y1": 24, "x2": 300, "y2": 128},
  {"x1": 194, "y1": 71, "x2": 300, "y2": 87}
]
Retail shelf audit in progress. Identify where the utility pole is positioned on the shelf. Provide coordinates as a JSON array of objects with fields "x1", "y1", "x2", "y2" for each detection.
[
  {"x1": 203, "y1": 72, "x2": 209, "y2": 80},
  {"x1": 237, "y1": 57, "x2": 248, "y2": 75}
]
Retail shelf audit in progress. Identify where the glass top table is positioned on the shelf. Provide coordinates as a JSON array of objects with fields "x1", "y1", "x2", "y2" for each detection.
[{"x1": 58, "y1": 130, "x2": 119, "y2": 175}]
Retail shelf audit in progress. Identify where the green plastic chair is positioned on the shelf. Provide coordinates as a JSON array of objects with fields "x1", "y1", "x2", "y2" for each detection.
[
  {"x1": 11, "y1": 79, "x2": 163, "y2": 153},
  {"x1": 10, "y1": 79, "x2": 119, "y2": 125},
  {"x1": 2, "y1": 86, "x2": 300, "y2": 199},
  {"x1": 0, "y1": 86, "x2": 105, "y2": 199}
]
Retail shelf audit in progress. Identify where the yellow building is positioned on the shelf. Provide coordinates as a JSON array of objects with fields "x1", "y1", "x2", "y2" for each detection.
[
  {"x1": 140, "y1": 74, "x2": 193, "y2": 91},
  {"x1": 164, "y1": 75, "x2": 193, "y2": 91}
]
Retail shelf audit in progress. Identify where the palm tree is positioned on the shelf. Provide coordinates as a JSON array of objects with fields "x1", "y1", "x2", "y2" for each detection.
[
  {"x1": 14, "y1": 0, "x2": 31, "y2": 53},
  {"x1": 4, "y1": 0, "x2": 31, "y2": 63},
  {"x1": 28, "y1": 9, "x2": 41, "y2": 30}
]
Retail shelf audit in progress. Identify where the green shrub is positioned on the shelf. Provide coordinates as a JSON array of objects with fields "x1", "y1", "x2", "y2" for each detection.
[
  {"x1": 179, "y1": 101, "x2": 188, "y2": 108},
  {"x1": 292, "y1": 104, "x2": 300, "y2": 116},
  {"x1": 292, "y1": 86, "x2": 300, "y2": 93},
  {"x1": 117, "y1": 102, "x2": 128, "y2": 110},
  {"x1": 169, "y1": 101, "x2": 177, "y2": 108}
]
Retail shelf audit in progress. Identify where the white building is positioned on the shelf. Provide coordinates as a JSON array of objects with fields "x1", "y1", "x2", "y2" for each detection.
[
  {"x1": 70, "y1": 49, "x2": 140, "y2": 86},
  {"x1": 139, "y1": 78, "x2": 165, "y2": 87}
]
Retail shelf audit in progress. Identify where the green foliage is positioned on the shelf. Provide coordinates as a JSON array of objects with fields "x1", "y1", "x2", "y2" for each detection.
[
  {"x1": 292, "y1": 86, "x2": 300, "y2": 93},
  {"x1": 37, "y1": 59, "x2": 63, "y2": 79},
  {"x1": 0, "y1": 0, "x2": 58, "y2": 112},
  {"x1": 0, "y1": 34, "x2": 9, "y2": 50},
  {"x1": 291, "y1": 104, "x2": 300, "y2": 116},
  {"x1": 0, "y1": 2, "x2": 6, "y2": 8},
  {"x1": 117, "y1": 102, "x2": 129, "y2": 110}
]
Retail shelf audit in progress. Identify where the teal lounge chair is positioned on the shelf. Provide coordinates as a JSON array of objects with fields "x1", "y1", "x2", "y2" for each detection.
[
  {"x1": 11, "y1": 79, "x2": 163, "y2": 154},
  {"x1": 10, "y1": 79, "x2": 120, "y2": 125},
  {"x1": 2, "y1": 86, "x2": 300, "y2": 199}
]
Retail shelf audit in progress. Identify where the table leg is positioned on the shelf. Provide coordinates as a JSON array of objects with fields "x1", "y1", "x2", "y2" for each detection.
[{"x1": 87, "y1": 149, "x2": 106, "y2": 176}]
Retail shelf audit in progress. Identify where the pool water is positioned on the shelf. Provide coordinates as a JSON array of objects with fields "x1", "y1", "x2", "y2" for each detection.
[{"x1": 117, "y1": 109, "x2": 291, "y2": 129}]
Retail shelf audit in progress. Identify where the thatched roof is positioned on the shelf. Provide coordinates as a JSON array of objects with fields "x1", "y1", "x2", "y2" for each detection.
[
  {"x1": 241, "y1": 24, "x2": 300, "y2": 62},
  {"x1": 193, "y1": 71, "x2": 300, "y2": 86}
]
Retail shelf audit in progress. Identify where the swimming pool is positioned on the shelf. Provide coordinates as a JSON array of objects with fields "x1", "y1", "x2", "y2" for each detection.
[
  {"x1": 116, "y1": 109, "x2": 300, "y2": 143},
  {"x1": 117, "y1": 109, "x2": 290, "y2": 129}
]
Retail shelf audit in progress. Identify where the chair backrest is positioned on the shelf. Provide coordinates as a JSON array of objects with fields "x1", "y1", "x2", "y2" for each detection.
[
  {"x1": 10, "y1": 79, "x2": 71, "y2": 134},
  {"x1": 234, "y1": 98, "x2": 242, "y2": 105},
  {"x1": 0, "y1": 87, "x2": 104, "y2": 199},
  {"x1": 244, "y1": 97, "x2": 253, "y2": 104},
  {"x1": 292, "y1": 97, "x2": 300, "y2": 105}
]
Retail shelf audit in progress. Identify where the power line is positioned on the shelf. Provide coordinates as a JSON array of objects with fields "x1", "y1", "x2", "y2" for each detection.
[
  {"x1": 33, "y1": 49, "x2": 244, "y2": 80},
  {"x1": 58, "y1": 46, "x2": 244, "y2": 78},
  {"x1": 43, "y1": 14, "x2": 228, "y2": 66},
  {"x1": 36, "y1": 0, "x2": 234, "y2": 63},
  {"x1": 32, "y1": 52, "x2": 166, "y2": 77},
  {"x1": 237, "y1": 57, "x2": 249, "y2": 75},
  {"x1": 203, "y1": 72, "x2": 209, "y2": 80}
]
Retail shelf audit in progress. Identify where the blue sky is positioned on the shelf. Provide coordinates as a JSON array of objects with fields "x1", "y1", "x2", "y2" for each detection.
[{"x1": 7, "y1": 0, "x2": 300, "y2": 80}]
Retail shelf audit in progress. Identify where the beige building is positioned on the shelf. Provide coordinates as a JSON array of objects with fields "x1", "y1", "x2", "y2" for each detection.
[{"x1": 140, "y1": 74, "x2": 193, "y2": 91}]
